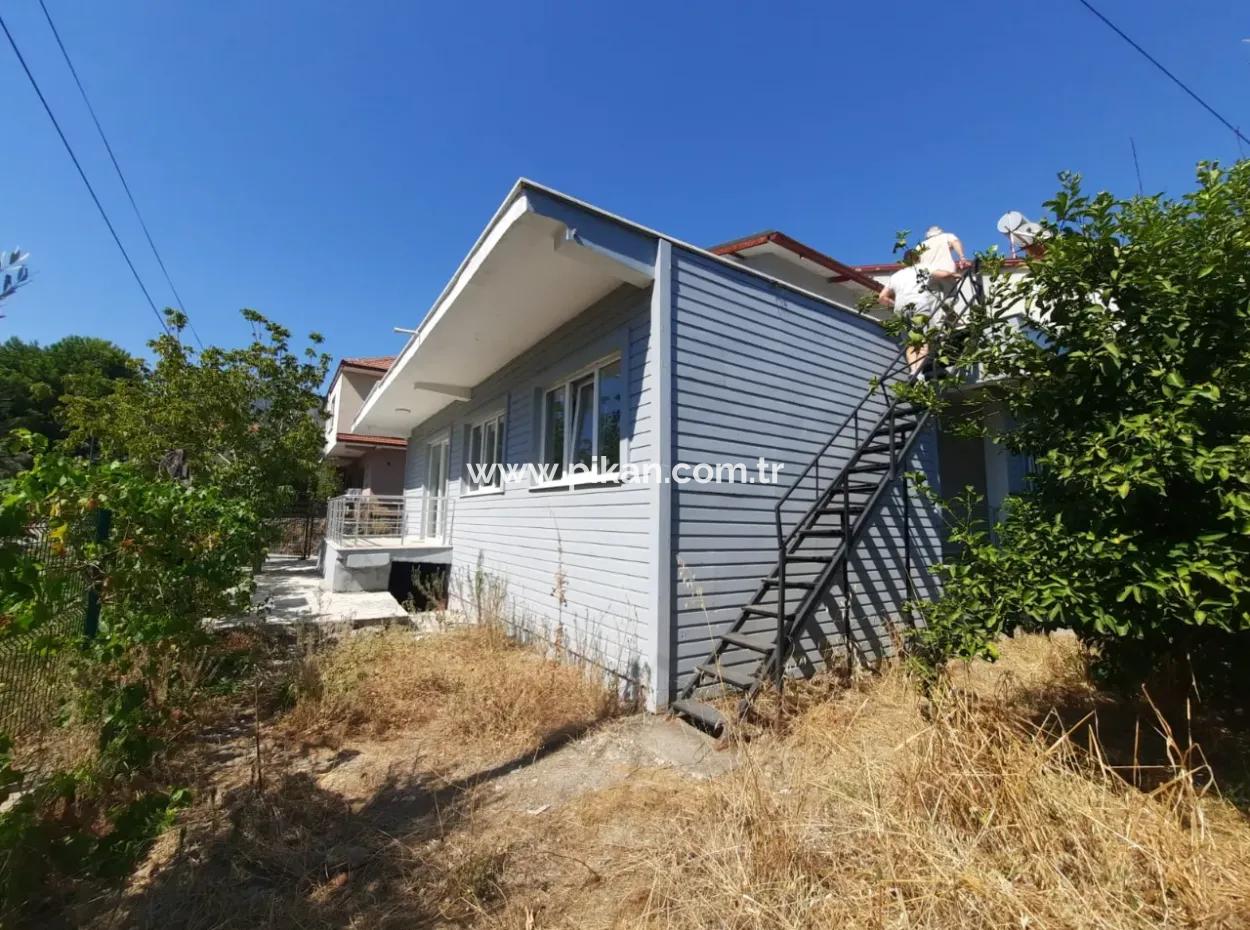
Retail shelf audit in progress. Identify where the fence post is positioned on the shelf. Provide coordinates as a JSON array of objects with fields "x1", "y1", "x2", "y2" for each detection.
[
  {"x1": 301, "y1": 505, "x2": 313, "y2": 559},
  {"x1": 83, "y1": 508, "x2": 112, "y2": 640}
]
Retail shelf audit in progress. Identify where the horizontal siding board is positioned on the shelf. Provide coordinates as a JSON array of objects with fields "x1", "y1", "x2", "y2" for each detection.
[
  {"x1": 403, "y1": 283, "x2": 658, "y2": 686},
  {"x1": 674, "y1": 315, "x2": 893, "y2": 386},
  {"x1": 669, "y1": 247, "x2": 942, "y2": 694}
]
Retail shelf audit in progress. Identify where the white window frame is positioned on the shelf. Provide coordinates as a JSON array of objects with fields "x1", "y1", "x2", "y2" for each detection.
[
  {"x1": 534, "y1": 353, "x2": 623, "y2": 489},
  {"x1": 463, "y1": 410, "x2": 506, "y2": 496},
  {"x1": 423, "y1": 435, "x2": 451, "y2": 538}
]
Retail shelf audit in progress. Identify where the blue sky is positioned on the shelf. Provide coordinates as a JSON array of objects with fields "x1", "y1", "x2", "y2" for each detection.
[{"x1": 3, "y1": 0, "x2": 1248, "y2": 364}]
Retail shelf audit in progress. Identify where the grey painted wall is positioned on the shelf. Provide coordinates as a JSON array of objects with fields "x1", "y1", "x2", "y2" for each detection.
[
  {"x1": 395, "y1": 230, "x2": 945, "y2": 705},
  {"x1": 667, "y1": 247, "x2": 942, "y2": 693},
  {"x1": 403, "y1": 284, "x2": 658, "y2": 695}
]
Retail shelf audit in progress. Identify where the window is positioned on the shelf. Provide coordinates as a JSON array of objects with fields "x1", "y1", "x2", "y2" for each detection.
[
  {"x1": 540, "y1": 357, "x2": 623, "y2": 480},
  {"x1": 465, "y1": 412, "x2": 505, "y2": 492}
]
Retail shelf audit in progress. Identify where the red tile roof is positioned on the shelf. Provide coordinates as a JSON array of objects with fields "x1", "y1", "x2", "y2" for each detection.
[
  {"x1": 336, "y1": 431, "x2": 407, "y2": 449},
  {"x1": 342, "y1": 355, "x2": 395, "y2": 371},
  {"x1": 710, "y1": 230, "x2": 883, "y2": 293}
]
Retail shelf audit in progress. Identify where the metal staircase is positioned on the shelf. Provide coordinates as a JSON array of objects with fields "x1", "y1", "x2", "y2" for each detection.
[{"x1": 671, "y1": 264, "x2": 984, "y2": 734}]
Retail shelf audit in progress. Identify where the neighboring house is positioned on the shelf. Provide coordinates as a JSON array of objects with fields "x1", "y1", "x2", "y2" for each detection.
[
  {"x1": 322, "y1": 178, "x2": 1021, "y2": 726},
  {"x1": 323, "y1": 356, "x2": 407, "y2": 495}
]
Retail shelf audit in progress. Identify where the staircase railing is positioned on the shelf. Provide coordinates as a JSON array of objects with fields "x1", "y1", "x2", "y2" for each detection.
[{"x1": 768, "y1": 261, "x2": 984, "y2": 695}]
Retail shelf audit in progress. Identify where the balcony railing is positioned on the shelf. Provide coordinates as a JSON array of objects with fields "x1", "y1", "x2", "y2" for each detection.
[{"x1": 325, "y1": 493, "x2": 454, "y2": 546}]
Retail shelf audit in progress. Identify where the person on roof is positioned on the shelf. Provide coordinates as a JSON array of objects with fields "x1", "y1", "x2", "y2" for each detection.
[
  {"x1": 878, "y1": 249, "x2": 942, "y2": 373},
  {"x1": 916, "y1": 225, "x2": 967, "y2": 281}
]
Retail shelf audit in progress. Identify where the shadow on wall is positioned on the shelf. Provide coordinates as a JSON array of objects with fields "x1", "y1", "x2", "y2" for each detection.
[{"x1": 785, "y1": 478, "x2": 942, "y2": 676}]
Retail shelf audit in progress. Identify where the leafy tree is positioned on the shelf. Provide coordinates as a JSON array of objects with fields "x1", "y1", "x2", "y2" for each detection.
[
  {"x1": 0, "y1": 336, "x2": 138, "y2": 472},
  {"x1": 918, "y1": 161, "x2": 1250, "y2": 695},
  {"x1": 61, "y1": 309, "x2": 333, "y2": 519},
  {"x1": 0, "y1": 308, "x2": 331, "y2": 911},
  {"x1": 0, "y1": 434, "x2": 257, "y2": 911}
]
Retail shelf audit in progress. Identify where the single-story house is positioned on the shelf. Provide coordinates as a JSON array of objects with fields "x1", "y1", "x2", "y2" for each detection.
[{"x1": 326, "y1": 179, "x2": 1027, "y2": 724}]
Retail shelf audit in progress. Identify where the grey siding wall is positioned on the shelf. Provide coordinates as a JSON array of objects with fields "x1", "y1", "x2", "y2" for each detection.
[
  {"x1": 404, "y1": 284, "x2": 658, "y2": 691},
  {"x1": 668, "y1": 248, "x2": 942, "y2": 693}
]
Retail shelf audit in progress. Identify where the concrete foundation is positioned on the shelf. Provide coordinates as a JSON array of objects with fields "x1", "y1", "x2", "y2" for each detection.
[{"x1": 322, "y1": 538, "x2": 453, "y2": 593}]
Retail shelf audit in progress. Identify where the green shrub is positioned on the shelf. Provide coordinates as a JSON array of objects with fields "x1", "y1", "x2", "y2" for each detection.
[{"x1": 917, "y1": 161, "x2": 1250, "y2": 699}]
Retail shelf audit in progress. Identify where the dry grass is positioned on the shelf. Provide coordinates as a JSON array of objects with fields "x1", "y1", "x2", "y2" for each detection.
[
  {"x1": 281, "y1": 623, "x2": 621, "y2": 764},
  {"x1": 632, "y1": 677, "x2": 1250, "y2": 929},
  {"x1": 468, "y1": 635, "x2": 1250, "y2": 930},
  {"x1": 86, "y1": 631, "x2": 1250, "y2": 930}
]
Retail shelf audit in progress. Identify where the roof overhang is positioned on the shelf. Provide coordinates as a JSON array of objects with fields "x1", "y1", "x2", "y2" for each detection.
[
  {"x1": 352, "y1": 183, "x2": 656, "y2": 437},
  {"x1": 325, "y1": 431, "x2": 409, "y2": 460},
  {"x1": 712, "y1": 231, "x2": 883, "y2": 293}
]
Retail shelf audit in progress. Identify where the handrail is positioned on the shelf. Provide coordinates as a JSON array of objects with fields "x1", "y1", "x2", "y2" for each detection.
[
  {"x1": 771, "y1": 261, "x2": 983, "y2": 552},
  {"x1": 325, "y1": 493, "x2": 454, "y2": 545}
]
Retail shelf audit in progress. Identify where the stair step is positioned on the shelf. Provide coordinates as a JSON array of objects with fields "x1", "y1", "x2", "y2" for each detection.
[
  {"x1": 838, "y1": 481, "x2": 880, "y2": 493},
  {"x1": 856, "y1": 442, "x2": 896, "y2": 456},
  {"x1": 816, "y1": 504, "x2": 866, "y2": 516},
  {"x1": 871, "y1": 419, "x2": 919, "y2": 438},
  {"x1": 742, "y1": 605, "x2": 797, "y2": 620},
  {"x1": 721, "y1": 631, "x2": 775, "y2": 653},
  {"x1": 797, "y1": 527, "x2": 846, "y2": 537},
  {"x1": 762, "y1": 578, "x2": 816, "y2": 590},
  {"x1": 846, "y1": 463, "x2": 890, "y2": 474},
  {"x1": 697, "y1": 663, "x2": 757, "y2": 691},
  {"x1": 786, "y1": 554, "x2": 837, "y2": 563},
  {"x1": 670, "y1": 698, "x2": 728, "y2": 733}
]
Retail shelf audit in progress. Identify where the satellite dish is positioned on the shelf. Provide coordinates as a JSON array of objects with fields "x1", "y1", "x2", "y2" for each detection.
[
  {"x1": 996, "y1": 211, "x2": 1026, "y2": 236},
  {"x1": 996, "y1": 211, "x2": 1045, "y2": 255}
]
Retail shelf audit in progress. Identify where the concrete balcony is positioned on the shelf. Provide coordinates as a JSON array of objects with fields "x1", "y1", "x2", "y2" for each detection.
[{"x1": 321, "y1": 493, "x2": 454, "y2": 592}]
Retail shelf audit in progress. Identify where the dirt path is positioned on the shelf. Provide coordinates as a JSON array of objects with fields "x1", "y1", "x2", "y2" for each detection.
[{"x1": 95, "y1": 701, "x2": 732, "y2": 930}]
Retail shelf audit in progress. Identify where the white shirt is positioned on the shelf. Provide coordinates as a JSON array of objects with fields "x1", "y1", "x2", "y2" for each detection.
[
  {"x1": 916, "y1": 231, "x2": 959, "y2": 275},
  {"x1": 885, "y1": 266, "x2": 938, "y2": 321}
]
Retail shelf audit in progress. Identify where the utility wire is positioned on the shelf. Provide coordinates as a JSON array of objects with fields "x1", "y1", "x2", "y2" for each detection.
[
  {"x1": 1076, "y1": 0, "x2": 1250, "y2": 150},
  {"x1": 37, "y1": 0, "x2": 202, "y2": 349},
  {"x1": 0, "y1": 10, "x2": 172, "y2": 338},
  {"x1": 1130, "y1": 136, "x2": 1144, "y2": 194}
]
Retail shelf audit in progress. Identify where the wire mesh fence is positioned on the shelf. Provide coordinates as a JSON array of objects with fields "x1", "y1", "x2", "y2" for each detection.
[
  {"x1": 0, "y1": 518, "x2": 95, "y2": 738},
  {"x1": 265, "y1": 500, "x2": 327, "y2": 559}
]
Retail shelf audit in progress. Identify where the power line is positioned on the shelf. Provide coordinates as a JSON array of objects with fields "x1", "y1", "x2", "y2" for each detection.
[
  {"x1": 0, "y1": 10, "x2": 171, "y2": 338},
  {"x1": 1076, "y1": 0, "x2": 1250, "y2": 150},
  {"x1": 36, "y1": 0, "x2": 202, "y2": 350},
  {"x1": 1130, "y1": 136, "x2": 1144, "y2": 195}
]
